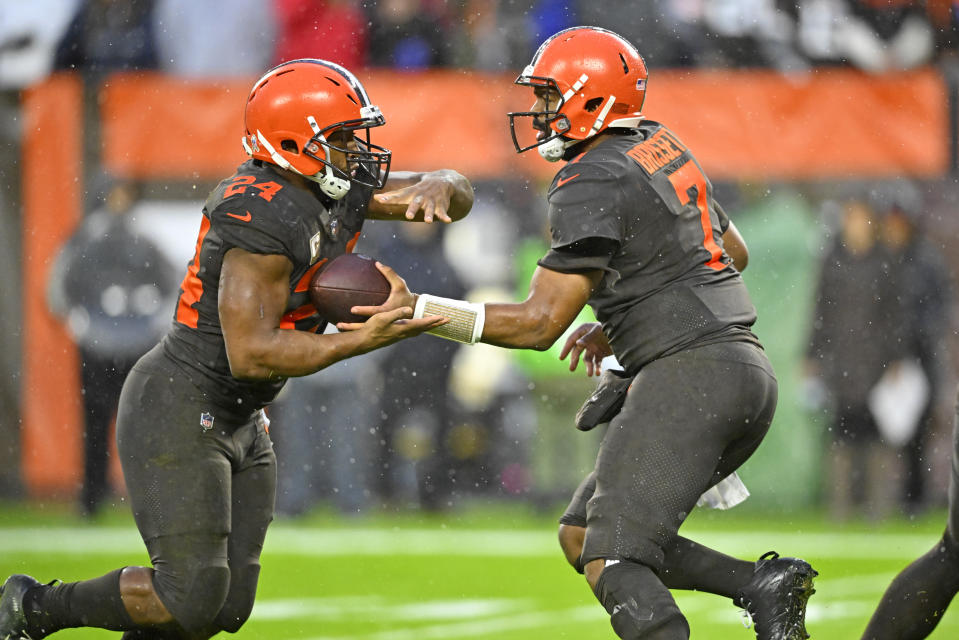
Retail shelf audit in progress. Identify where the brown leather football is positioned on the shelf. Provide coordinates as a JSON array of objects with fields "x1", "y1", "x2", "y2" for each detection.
[{"x1": 309, "y1": 253, "x2": 390, "y2": 324}]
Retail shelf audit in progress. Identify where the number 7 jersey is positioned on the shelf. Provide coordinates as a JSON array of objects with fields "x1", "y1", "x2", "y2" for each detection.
[
  {"x1": 537, "y1": 121, "x2": 760, "y2": 374},
  {"x1": 162, "y1": 159, "x2": 371, "y2": 415}
]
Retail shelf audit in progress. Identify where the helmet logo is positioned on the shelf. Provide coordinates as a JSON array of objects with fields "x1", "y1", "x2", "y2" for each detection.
[
  {"x1": 248, "y1": 135, "x2": 260, "y2": 153},
  {"x1": 636, "y1": 79, "x2": 646, "y2": 90}
]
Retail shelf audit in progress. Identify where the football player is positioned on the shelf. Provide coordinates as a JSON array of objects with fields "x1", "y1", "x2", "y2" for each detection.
[
  {"x1": 861, "y1": 387, "x2": 959, "y2": 639},
  {"x1": 347, "y1": 27, "x2": 817, "y2": 640},
  {"x1": 0, "y1": 59, "x2": 472, "y2": 639}
]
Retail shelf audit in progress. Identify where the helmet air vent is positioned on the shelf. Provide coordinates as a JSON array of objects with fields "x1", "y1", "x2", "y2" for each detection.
[{"x1": 619, "y1": 53, "x2": 629, "y2": 74}]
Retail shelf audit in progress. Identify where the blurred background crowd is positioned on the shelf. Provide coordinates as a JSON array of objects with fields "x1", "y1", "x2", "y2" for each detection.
[
  {"x1": 2, "y1": 0, "x2": 959, "y2": 524},
  {"x1": 4, "y1": 0, "x2": 959, "y2": 78}
]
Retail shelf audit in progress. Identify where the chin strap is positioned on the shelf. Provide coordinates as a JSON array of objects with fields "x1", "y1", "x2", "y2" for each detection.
[
  {"x1": 538, "y1": 135, "x2": 575, "y2": 162},
  {"x1": 313, "y1": 165, "x2": 351, "y2": 200}
]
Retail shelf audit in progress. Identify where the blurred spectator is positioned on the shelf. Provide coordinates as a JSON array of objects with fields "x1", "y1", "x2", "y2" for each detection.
[
  {"x1": 875, "y1": 180, "x2": 954, "y2": 514},
  {"x1": 368, "y1": 221, "x2": 466, "y2": 510},
  {"x1": 696, "y1": 0, "x2": 806, "y2": 70},
  {"x1": 804, "y1": 194, "x2": 901, "y2": 521},
  {"x1": 0, "y1": 1, "x2": 80, "y2": 498},
  {"x1": 366, "y1": 0, "x2": 452, "y2": 69},
  {"x1": 446, "y1": 285, "x2": 538, "y2": 501},
  {"x1": 154, "y1": 0, "x2": 276, "y2": 77},
  {"x1": 523, "y1": 0, "x2": 578, "y2": 45},
  {"x1": 46, "y1": 177, "x2": 177, "y2": 517},
  {"x1": 53, "y1": 0, "x2": 158, "y2": 77},
  {"x1": 0, "y1": 0, "x2": 79, "y2": 89},
  {"x1": 790, "y1": 0, "x2": 934, "y2": 71},
  {"x1": 273, "y1": 0, "x2": 366, "y2": 69},
  {"x1": 843, "y1": 0, "x2": 935, "y2": 72},
  {"x1": 788, "y1": 0, "x2": 847, "y2": 67},
  {"x1": 579, "y1": 0, "x2": 700, "y2": 68},
  {"x1": 450, "y1": 0, "x2": 529, "y2": 71},
  {"x1": 269, "y1": 342, "x2": 383, "y2": 517}
]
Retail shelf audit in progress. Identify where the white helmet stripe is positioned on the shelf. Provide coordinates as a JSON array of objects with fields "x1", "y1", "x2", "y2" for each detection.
[
  {"x1": 563, "y1": 74, "x2": 589, "y2": 101},
  {"x1": 306, "y1": 116, "x2": 331, "y2": 161},
  {"x1": 306, "y1": 116, "x2": 338, "y2": 168},
  {"x1": 589, "y1": 95, "x2": 617, "y2": 135},
  {"x1": 255, "y1": 130, "x2": 292, "y2": 170}
]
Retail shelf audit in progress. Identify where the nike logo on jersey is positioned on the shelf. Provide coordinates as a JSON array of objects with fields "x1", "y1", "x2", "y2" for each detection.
[
  {"x1": 556, "y1": 173, "x2": 580, "y2": 188},
  {"x1": 226, "y1": 210, "x2": 252, "y2": 222}
]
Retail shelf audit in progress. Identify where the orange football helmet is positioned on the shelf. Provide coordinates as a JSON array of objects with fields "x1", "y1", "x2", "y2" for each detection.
[
  {"x1": 243, "y1": 59, "x2": 391, "y2": 199},
  {"x1": 508, "y1": 27, "x2": 648, "y2": 162}
]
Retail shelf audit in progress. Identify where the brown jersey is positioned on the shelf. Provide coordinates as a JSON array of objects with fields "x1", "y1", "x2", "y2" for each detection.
[
  {"x1": 162, "y1": 159, "x2": 372, "y2": 415},
  {"x1": 537, "y1": 122, "x2": 759, "y2": 373}
]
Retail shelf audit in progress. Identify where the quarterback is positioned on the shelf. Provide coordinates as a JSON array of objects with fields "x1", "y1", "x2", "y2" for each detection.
[
  {"x1": 0, "y1": 59, "x2": 471, "y2": 639},
  {"x1": 351, "y1": 27, "x2": 817, "y2": 640}
]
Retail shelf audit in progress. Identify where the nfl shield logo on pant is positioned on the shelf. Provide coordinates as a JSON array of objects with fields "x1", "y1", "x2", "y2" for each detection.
[{"x1": 200, "y1": 412, "x2": 214, "y2": 432}]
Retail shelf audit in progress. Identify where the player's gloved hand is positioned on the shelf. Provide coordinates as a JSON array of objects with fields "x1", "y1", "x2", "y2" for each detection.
[
  {"x1": 560, "y1": 322, "x2": 613, "y2": 377},
  {"x1": 373, "y1": 173, "x2": 456, "y2": 223}
]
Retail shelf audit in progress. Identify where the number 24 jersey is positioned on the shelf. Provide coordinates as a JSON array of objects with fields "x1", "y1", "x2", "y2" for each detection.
[{"x1": 162, "y1": 159, "x2": 372, "y2": 415}]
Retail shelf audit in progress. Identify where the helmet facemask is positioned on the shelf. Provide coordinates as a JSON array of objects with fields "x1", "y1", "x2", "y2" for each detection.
[
  {"x1": 508, "y1": 74, "x2": 577, "y2": 162},
  {"x1": 301, "y1": 105, "x2": 392, "y2": 200},
  {"x1": 507, "y1": 27, "x2": 649, "y2": 163}
]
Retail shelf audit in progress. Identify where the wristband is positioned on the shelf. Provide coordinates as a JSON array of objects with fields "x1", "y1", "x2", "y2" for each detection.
[{"x1": 413, "y1": 294, "x2": 485, "y2": 344}]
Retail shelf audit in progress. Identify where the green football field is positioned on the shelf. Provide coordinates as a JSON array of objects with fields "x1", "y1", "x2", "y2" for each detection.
[{"x1": 1, "y1": 501, "x2": 957, "y2": 639}]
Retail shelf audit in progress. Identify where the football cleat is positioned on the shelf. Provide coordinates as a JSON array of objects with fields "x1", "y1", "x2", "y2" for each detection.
[
  {"x1": 737, "y1": 551, "x2": 818, "y2": 640},
  {"x1": 0, "y1": 574, "x2": 47, "y2": 640}
]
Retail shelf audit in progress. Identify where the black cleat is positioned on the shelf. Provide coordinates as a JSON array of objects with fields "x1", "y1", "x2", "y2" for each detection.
[
  {"x1": 0, "y1": 574, "x2": 46, "y2": 640},
  {"x1": 737, "y1": 551, "x2": 818, "y2": 640}
]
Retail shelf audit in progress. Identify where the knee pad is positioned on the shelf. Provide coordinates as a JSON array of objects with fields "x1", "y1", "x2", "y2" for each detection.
[
  {"x1": 595, "y1": 561, "x2": 689, "y2": 640},
  {"x1": 213, "y1": 563, "x2": 261, "y2": 633},
  {"x1": 153, "y1": 565, "x2": 230, "y2": 634}
]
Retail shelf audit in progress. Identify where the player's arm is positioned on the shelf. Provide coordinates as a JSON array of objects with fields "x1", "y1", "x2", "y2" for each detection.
[
  {"x1": 367, "y1": 169, "x2": 473, "y2": 223},
  {"x1": 481, "y1": 266, "x2": 601, "y2": 349},
  {"x1": 343, "y1": 264, "x2": 602, "y2": 351},
  {"x1": 722, "y1": 221, "x2": 749, "y2": 271},
  {"x1": 218, "y1": 248, "x2": 447, "y2": 380}
]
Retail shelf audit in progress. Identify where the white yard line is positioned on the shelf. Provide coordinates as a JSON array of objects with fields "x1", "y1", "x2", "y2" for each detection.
[
  {"x1": 0, "y1": 525, "x2": 942, "y2": 559},
  {"x1": 295, "y1": 605, "x2": 602, "y2": 640}
]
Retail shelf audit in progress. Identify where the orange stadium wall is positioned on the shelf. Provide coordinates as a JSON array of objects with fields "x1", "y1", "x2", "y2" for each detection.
[{"x1": 20, "y1": 68, "x2": 952, "y2": 496}]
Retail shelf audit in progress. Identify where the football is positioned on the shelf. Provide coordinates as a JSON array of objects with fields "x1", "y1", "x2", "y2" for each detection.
[{"x1": 309, "y1": 253, "x2": 391, "y2": 324}]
